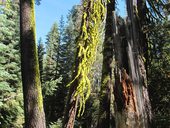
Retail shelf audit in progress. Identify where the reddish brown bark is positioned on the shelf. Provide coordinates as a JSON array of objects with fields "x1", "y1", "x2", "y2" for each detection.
[
  {"x1": 63, "y1": 95, "x2": 78, "y2": 128},
  {"x1": 120, "y1": 69, "x2": 137, "y2": 113},
  {"x1": 113, "y1": 0, "x2": 152, "y2": 127}
]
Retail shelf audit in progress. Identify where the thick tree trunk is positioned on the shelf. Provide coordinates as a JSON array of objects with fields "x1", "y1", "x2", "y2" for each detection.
[
  {"x1": 20, "y1": 0, "x2": 46, "y2": 127},
  {"x1": 114, "y1": 0, "x2": 152, "y2": 128},
  {"x1": 62, "y1": 11, "x2": 84, "y2": 126},
  {"x1": 97, "y1": 0, "x2": 115, "y2": 127},
  {"x1": 63, "y1": 0, "x2": 108, "y2": 127}
]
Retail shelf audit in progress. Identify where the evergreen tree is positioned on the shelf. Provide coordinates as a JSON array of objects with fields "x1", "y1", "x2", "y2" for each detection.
[
  {"x1": 59, "y1": 15, "x2": 65, "y2": 44},
  {"x1": 148, "y1": 19, "x2": 170, "y2": 127},
  {"x1": 48, "y1": 7, "x2": 83, "y2": 127},
  {"x1": 20, "y1": 0, "x2": 46, "y2": 127},
  {"x1": 0, "y1": 1, "x2": 24, "y2": 127},
  {"x1": 56, "y1": 15, "x2": 65, "y2": 79},
  {"x1": 44, "y1": 22, "x2": 59, "y2": 82},
  {"x1": 43, "y1": 22, "x2": 62, "y2": 124},
  {"x1": 38, "y1": 38, "x2": 45, "y2": 83},
  {"x1": 44, "y1": 17, "x2": 67, "y2": 123},
  {"x1": 45, "y1": 15, "x2": 76, "y2": 125},
  {"x1": 42, "y1": 22, "x2": 61, "y2": 97},
  {"x1": 53, "y1": 13, "x2": 80, "y2": 123},
  {"x1": 52, "y1": 16, "x2": 67, "y2": 121}
]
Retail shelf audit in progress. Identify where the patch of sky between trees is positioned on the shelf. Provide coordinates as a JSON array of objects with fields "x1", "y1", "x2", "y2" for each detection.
[{"x1": 35, "y1": 0, "x2": 126, "y2": 44}]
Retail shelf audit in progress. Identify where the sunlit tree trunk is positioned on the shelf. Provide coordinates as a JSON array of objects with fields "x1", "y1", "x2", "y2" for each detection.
[
  {"x1": 63, "y1": 0, "x2": 105, "y2": 127},
  {"x1": 114, "y1": 0, "x2": 152, "y2": 127},
  {"x1": 97, "y1": 0, "x2": 115, "y2": 127},
  {"x1": 63, "y1": 2, "x2": 90, "y2": 128},
  {"x1": 20, "y1": 0, "x2": 46, "y2": 127}
]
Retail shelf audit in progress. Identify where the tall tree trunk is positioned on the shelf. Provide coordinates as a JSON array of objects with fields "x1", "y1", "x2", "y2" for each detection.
[
  {"x1": 63, "y1": 0, "x2": 105, "y2": 127},
  {"x1": 20, "y1": 0, "x2": 46, "y2": 127},
  {"x1": 114, "y1": 0, "x2": 152, "y2": 128},
  {"x1": 63, "y1": 2, "x2": 90, "y2": 127},
  {"x1": 97, "y1": 0, "x2": 115, "y2": 127}
]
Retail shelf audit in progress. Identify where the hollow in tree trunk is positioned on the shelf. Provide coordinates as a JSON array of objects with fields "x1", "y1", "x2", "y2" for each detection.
[{"x1": 114, "y1": 0, "x2": 152, "y2": 127}]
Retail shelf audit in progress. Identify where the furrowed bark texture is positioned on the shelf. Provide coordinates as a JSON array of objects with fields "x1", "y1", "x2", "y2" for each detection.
[
  {"x1": 97, "y1": 0, "x2": 115, "y2": 128},
  {"x1": 20, "y1": 0, "x2": 46, "y2": 127},
  {"x1": 114, "y1": 0, "x2": 152, "y2": 128}
]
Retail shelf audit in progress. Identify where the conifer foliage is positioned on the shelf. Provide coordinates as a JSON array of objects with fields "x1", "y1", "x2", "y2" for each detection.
[
  {"x1": 0, "y1": 0, "x2": 170, "y2": 127},
  {"x1": 0, "y1": 1, "x2": 24, "y2": 127}
]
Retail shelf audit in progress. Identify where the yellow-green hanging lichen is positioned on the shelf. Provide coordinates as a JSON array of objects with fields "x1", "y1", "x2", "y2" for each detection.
[{"x1": 67, "y1": 0, "x2": 106, "y2": 116}]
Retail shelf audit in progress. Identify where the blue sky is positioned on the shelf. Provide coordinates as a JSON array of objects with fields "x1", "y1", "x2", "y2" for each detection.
[
  {"x1": 35, "y1": 0, "x2": 80, "y2": 42},
  {"x1": 117, "y1": 0, "x2": 126, "y2": 17},
  {"x1": 35, "y1": 0, "x2": 125, "y2": 43}
]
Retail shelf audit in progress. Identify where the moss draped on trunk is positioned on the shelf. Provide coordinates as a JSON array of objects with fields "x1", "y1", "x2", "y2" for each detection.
[{"x1": 63, "y1": 0, "x2": 106, "y2": 128}]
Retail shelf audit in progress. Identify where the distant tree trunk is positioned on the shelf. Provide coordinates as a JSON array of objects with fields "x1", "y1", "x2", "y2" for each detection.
[
  {"x1": 20, "y1": 0, "x2": 46, "y2": 127},
  {"x1": 97, "y1": 0, "x2": 115, "y2": 127},
  {"x1": 114, "y1": 0, "x2": 152, "y2": 128}
]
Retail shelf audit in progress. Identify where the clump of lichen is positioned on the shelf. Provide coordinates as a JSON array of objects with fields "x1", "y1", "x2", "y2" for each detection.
[{"x1": 68, "y1": 0, "x2": 106, "y2": 116}]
